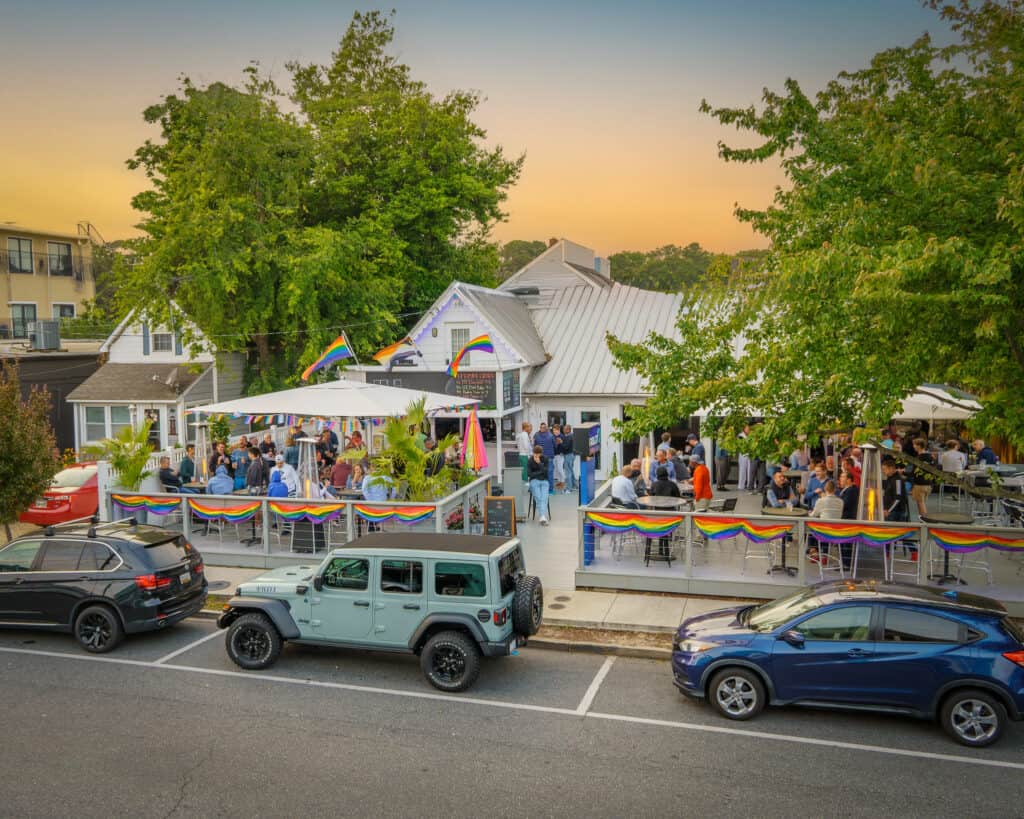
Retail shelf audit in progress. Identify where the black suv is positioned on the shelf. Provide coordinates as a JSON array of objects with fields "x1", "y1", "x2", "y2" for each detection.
[{"x1": 0, "y1": 518, "x2": 207, "y2": 653}]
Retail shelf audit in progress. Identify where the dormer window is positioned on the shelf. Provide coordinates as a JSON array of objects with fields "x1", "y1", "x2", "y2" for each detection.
[{"x1": 152, "y1": 333, "x2": 173, "y2": 353}]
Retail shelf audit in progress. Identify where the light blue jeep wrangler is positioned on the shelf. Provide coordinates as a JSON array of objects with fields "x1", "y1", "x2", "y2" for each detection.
[{"x1": 217, "y1": 532, "x2": 543, "y2": 691}]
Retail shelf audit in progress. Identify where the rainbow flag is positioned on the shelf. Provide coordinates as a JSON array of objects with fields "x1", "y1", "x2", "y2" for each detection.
[
  {"x1": 269, "y1": 501, "x2": 345, "y2": 524},
  {"x1": 806, "y1": 521, "x2": 916, "y2": 548},
  {"x1": 187, "y1": 499, "x2": 261, "y2": 523},
  {"x1": 301, "y1": 333, "x2": 354, "y2": 381},
  {"x1": 447, "y1": 334, "x2": 494, "y2": 377},
  {"x1": 694, "y1": 516, "x2": 793, "y2": 543},
  {"x1": 372, "y1": 337, "x2": 418, "y2": 371},
  {"x1": 930, "y1": 528, "x2": 1024, "y2": 554},
  {"x1": 585, "y1": 511, "x2": 684, "y2": 539},
  {"x1": 112, "y1": 495, "x2": 182, "y2": 516},
  {"x1": 353, "y1": 504, "x2": 435, "y2": 525}
]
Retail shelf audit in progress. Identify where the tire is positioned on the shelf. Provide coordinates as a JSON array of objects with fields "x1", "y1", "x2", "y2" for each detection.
[
  {"x1": 512, "y1": 574, "x2": 543, "y2": 637},
  {"x1": 708, "y1": 667, "x2": 766, "y2": 721},
  {"x1": 74, "y1": 605, "x2": 124, "y2": 654},
  {"x1": 940, "y1": 689, "x2": 1006, "y2": 748},
  {"x1": 420, "y1": 630, "x2": 481, "y2": 692},
  {"x1": 225, "y1": 612, "x2": 283, "y2": 670}
]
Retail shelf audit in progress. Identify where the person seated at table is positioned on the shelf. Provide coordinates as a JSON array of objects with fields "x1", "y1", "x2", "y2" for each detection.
[
  {"x1": 267, "y1": 470, "x2": 289, "y2": 499},
  {"x1": 207, "y1": 464, "x2": 234, "y2": 496},
  {"x1": 802, "y1": 463, "x2": 829, "y2": 510},
  {"x1": 346, "y1": 463, "x2": 366, "y2": 491},
  {"x1": 650, "y1": 466, "x2": 681, "y2": 499},
  {"x1": 271, "y1": 454, "x2": 299, "y2": 496},
  {"x1": 179, "y1": 444, "x2": 196, "y2": 485},
  {"x1": 610, "y1": 465, "x2": 640, "y2": 509},
  {"x1": 317, "y1": 429, "x2": 337, "y2": 467},
  {"x1": 939, "y1": 440, "x2": 967, "y2": 473},
  {"x1": 807, "y1": 479, "x2": 843, "y2": 564},
  {"x1": 690, "y1": 455, "x2": 713, "y2": 511},
  {"x1": 208, "y1": 441, "x2": 232, "y2": 478},
  {"x1": 629, "y1": 458, "x2": 649, "y2": 497},
  {"x1": 159, "y1": 456, "x2": 195, "y2": 493},
  {"x1": 259, "y1": 433, "x2": 276, "y2": 460},
  {"x1": 972, "y1": 438, "x2": 999, "y2": 465},
  {"x1": 647, "y1": 449, "x2": 676, "y2": 484},
  {"x1": 245, "y1": 446, "x2": 269, "y2": 494},
  {"x1": 766, "y1": 470, "x2": 798, "y2": 508},
  {"x1": 331, "y1": 458, "x2": 352, "y2": 490},
  {"x1": 669, "y1": 448, "x2": 690, "y2": 481}
]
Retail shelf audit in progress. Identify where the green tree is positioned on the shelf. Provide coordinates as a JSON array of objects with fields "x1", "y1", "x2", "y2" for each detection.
[
  {"x1": 0, "y1": 362, "x2": 57, "y2": 541},
  {"x1": 610, "y1": 1, "x2": 1024, "y2": 453},
  {"x1": 609, "y1": 243, "x2": 715, "y2": 291},
  {"x1": 498, "y1": 240, "x2": 547, "y2": 278}
]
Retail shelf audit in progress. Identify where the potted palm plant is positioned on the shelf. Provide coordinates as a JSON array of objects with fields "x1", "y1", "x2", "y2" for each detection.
[
  {"x1": 373, "y1": 398, "x2": 458, "y2": 502},
  {"x1": 84, "y1": 419, "x2": 156, "y2": 522}
]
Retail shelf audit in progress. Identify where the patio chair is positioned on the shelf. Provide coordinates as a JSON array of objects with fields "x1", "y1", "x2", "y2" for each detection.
[{"x1": 741, "y1": 537, "x2": 775, "y2": 575}]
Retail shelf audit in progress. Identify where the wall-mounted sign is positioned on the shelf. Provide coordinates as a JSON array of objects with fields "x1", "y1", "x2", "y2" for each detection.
[{"x1": 368, "y1": 370, "x2": 497, "y2": 409}]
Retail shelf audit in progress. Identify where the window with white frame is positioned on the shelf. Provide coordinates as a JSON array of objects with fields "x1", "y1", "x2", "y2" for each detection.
[
  {"x1": 52, "y1": 304, "x2": 75, "y2": 320},
  {"x1": 152, "y1": 333, "x2": 173, "y2": 352},
  {"x1": 85, "y1": 407, "x2": 105, "y2": 441},
  {"x1": 47, "y1": 242, "x2": 72, "y2": 276},
  {"x1": 449, "y1": 326, "x2": 470, "y2": 367},
  {"x1": 110, "y1": 406, "x2": 132, "y2": 436},
  {"x1": 7, "y1": 237, "x2": 32, "y2": 273}
]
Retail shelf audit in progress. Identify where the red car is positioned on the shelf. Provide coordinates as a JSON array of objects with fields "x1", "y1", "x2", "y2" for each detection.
[{"x1": 20, "y1": 463, "x2": 100, "y2": 526}]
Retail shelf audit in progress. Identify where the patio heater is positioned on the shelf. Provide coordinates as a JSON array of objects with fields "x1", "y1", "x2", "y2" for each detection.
[
  {"x1": 191, "y1": 421, "x2": 210, "y2": 485},
  {"x1": 296, "y1": 436, "x2": 320, "y2": 498},
  {"x1": 857, "y1": 443, "x2": 884, "y2": 522}
]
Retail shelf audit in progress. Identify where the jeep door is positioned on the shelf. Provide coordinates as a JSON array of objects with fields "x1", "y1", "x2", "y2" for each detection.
[
  {"x1": 310, "y1": 555, "x2": 374, "y2": 642},
  {"x1": 372, "y1": 558, "x2": 425, "y2": 647}
]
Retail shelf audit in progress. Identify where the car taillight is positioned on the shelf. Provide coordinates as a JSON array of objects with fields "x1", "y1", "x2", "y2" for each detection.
[
  {"x1": 50, "y1": 495, "x2": 71, "y2": 504},
  {"x1": 193, "y1": 562, "x2": 204, "y2": 575},
  {"x1": 135, "y1": 574, "x2": 173, "y2": 590},
  {"x1": 493, "y1": 608, "x2": 508, "y2": 626},
  {"x1": 1003, "y1": 650, "x2": 1024, "y2": 669}
]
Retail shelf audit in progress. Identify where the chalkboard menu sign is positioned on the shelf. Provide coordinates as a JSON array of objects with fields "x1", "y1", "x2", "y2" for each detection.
[
  {"x1": 502, "y1": 369, "x2": 521, "y2": 410},
  {"x1": 484, "y1": 496, "x2": 516, "y2": 537},
  {"x1": 455, "y1": 371, "x2": 496, "y2": 407},
  {"x1": 368, "y1": 370, "x2": 496, "y2": 409}
]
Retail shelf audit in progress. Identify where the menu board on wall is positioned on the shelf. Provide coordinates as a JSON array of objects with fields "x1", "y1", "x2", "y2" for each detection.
[{"x1": 502, "y1": 369, "x2": 521, "y2": 410}]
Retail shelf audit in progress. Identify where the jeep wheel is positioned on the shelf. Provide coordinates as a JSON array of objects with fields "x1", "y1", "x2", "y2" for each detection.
[
  {"x1": 512, "y1": 574, "x2": 543, "y2": 637},
  {"x1": 421, "y1": 631, "x2": 481, "y2": 692},
  {"x1": 74, "y1": 605, "x2": 123, "y2": 654},
  {"x1": 226, "y1": 613, "x2": 282, "y2": 670}
]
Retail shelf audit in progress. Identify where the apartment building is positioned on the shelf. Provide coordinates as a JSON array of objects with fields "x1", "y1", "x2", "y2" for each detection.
[{"x1": 0, "y1": 223, "x2": 97, "y2": 339}]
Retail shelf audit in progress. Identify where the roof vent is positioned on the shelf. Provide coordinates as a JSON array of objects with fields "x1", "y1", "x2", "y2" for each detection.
[{"x1": 508, "y1": 287, "x2": 540, "y2": 297}]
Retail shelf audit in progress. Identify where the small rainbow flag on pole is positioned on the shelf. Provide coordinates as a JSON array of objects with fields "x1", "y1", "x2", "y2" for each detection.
[
  {"x1": 372, "y1": 336, "x2": 419, "y2": 371},
  {"x1": 301, "y1": 333, "x2": 355, "y2": 381},
  {"x1": 447, "y1": 334, "x2": 494, "y2": 377}
]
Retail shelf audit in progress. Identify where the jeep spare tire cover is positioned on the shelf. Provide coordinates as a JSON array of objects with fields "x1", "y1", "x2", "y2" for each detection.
[{"x1": 512, "y1": 574, "x2": 543, "y2": 636}]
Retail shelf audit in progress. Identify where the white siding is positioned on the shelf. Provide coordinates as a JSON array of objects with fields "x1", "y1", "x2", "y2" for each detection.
[{"x1": 107, "y1": 320, "x2": 214, "y2": 364}]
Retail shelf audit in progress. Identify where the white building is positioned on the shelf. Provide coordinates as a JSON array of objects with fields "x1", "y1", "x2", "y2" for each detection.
[{"x1": 67, "y1": 309, "x2": 245, "y2": 451}]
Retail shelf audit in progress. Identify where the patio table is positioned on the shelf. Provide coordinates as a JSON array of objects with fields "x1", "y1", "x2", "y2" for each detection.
[
  {"x1": 922, "y1": 512, "x2": 973, "y2": 585},
  {"x1": 761, "y1": 505, "x2": 806, "y2": 576},
  {"x1": 637, "y1": 496, "x2": 687, "y2": 510}
]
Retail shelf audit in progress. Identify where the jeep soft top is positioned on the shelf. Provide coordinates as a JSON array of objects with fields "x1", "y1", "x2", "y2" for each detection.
[{"x1": 333, "y1": 532, "x2": 517, "y2": 556}]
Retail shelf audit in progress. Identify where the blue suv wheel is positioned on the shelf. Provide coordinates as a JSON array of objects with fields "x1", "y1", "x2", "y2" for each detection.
[{"x1": 709, "y1": 668, "x2": 766, "y2": 720}]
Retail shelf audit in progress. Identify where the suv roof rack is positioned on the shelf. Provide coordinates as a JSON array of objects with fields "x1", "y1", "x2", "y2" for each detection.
[{"x1": 86, "y1": 517, "x2": 137, "y2": 539}]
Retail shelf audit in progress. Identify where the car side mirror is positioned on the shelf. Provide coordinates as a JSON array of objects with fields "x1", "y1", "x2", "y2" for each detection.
[
  {"x1": 780, "y1": 629, "x2": 805, "y2": 647},
  {"x1": 313, "y1": 575, "x2": 323, "y2": 592}
]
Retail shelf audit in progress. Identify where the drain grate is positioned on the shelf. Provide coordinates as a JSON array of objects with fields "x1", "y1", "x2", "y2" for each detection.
[
  {"x1": 548, "y1": 603, "x2": 566, "y2": 610},
  {"x1": 554, "y1": 595, "x2": 572, "y2": 602}
]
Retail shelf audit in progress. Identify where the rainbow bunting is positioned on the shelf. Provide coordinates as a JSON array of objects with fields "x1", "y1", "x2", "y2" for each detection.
[
  {"x1": 805, "y1": 521, "x2": 916, "y2": 548},
  {"x1": 694, "y1": 516, "x2": 793, "y2": 543},
  {"x1": 301, "y1": 333, "x2": 354, "y2": 381},
  {"x1": 353, "y1": 504, "x2": 435, "y2": 525},
  {"x1": 187, "y1": 499, "x2": 261, "y2": 523},
  {"x1": 585, "y1": 511, "x2": 684, "y2": 539},
  {"x1": 447, "y1": 334, "x2": 495, "y2": 377},
  {"x1": 112, "y1": 495, "x2": 182, "y2": 515},
  {"x1": 930, "y1": 528, "x2": 1024, "y2": 553},
  {"x1": 268, "y1": 502, "x2": 345, "y2": 524}
]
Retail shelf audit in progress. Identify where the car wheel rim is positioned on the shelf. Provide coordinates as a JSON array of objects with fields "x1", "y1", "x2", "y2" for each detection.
[
  {"x1": 432, "y1": 646, "x2": 466, "y2": 683},
  {"x1": 79, "y1": 613, "x2": 112, "y2": 649},
  {"x1": 716, "y1": 676, "x2": 757, "y2": 717},
  {"x1": 234, "y1": 627, "x2": 271, "y2": 662},
  {"x1": 951, "y1": 700, "x2": 998, "y2": 742},
  {"x1": 532, "y1": 592, "x2": 542, "y2": 624}
]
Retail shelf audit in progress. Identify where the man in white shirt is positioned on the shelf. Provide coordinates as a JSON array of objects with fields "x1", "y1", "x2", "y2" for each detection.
[
  {"x1": 610, "y1": 466, "x2": 640, "y2": 508},
  {"x1": 939, "y1": 440, "x2": 967, "y2": 473},
  {"x1": 516, "y1": 422, "x2": 533, "y2": 484},
  {"x1": 272, "y1": 454, "x2": 299, "y2": 496}
]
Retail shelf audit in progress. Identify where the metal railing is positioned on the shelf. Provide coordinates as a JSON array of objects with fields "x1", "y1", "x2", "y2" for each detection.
[{"x1": 1, "y1": 247, "x2": 92, "y2": 280}]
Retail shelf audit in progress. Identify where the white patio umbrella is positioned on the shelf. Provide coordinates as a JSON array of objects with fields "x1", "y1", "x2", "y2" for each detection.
[{"x1": 893, "y1": 386, "x2": 982, "y2": 422}]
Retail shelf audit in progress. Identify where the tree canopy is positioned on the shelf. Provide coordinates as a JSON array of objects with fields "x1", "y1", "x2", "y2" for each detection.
[
  {"x1": 610, "y1": 1, "x2": 1024, "y2": 454},
  {"x1": 498, "y1": 240, "x2": 548, "y2": 278},
  {"x1": 609, "y1": 243, "x2": 715, "y2": 292},
  {"x1": 120, "y1": 11, "x2": 522, "y2": 392}
]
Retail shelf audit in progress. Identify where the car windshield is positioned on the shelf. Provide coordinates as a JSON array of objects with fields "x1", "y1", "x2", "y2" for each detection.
[
  {"x1": 51, "y1": 467, "x2": 96, "y2": 488},
  {"x1": 742, "y1": 586, "x2": 823, "y2": 632}
]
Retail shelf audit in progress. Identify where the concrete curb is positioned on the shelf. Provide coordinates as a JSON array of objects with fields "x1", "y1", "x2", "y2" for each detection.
[{"x1": 543, "y1": 617, "x2": 677, "y2": 635}]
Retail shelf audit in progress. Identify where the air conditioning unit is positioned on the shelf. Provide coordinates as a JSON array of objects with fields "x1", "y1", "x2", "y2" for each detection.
[{"x1": 28, "y1": 319, "x2": 61, "y2": 351}]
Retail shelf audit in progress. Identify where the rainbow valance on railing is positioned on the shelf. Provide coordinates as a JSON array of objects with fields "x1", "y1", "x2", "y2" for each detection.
[
  {"x1": 694, "y1": 516, "x2": 793, "y2": 544},
  {"x1": 187, "y1": 499, "x2": 261, "y2": 523},
  {"x1": 585, "y1": 511, "x2": 684, "y2": 538},
  {"x1": 112, "y1": 495, "x2": 182, "y2": 515},
  {"x1": 353, "y1": 504, "x2": 435, "y2": 525},
  {"x1": 806, "y1": 521, "x2": 916, "y2": 548},
  {"x1": 269, "y1": 502, "x2": 345, "y2": 524},
  {"x1": 930, "y1": 528, "x2": 1024, "y2": 554}
]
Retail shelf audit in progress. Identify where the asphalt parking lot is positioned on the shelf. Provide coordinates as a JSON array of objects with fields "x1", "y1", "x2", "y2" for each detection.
[{"x1": 1, "y1": 620, "x2": 1022, "y2": 817}]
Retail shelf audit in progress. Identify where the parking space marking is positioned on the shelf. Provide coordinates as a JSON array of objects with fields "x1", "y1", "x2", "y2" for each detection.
[
  {"x1": 153, "y1": 629, "x2": 226, "y2": 665},
  {"x1": 575, "y1": 656, "x2": 615, "y2": 715},
  {"x1": 2, "y1": 644, "x2": 1023, "y2": 772}
]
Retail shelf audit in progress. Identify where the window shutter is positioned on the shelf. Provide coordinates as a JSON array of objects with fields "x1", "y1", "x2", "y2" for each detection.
[
  {"x1": 174, "y1": 330, "x2": 183, "y2": 356},
  {"x1": 142, "y1": 322, "x2": 150, "y2": 355}
]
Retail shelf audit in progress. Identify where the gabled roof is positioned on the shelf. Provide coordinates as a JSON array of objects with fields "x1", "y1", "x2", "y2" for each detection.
[
  {"x1": 100, "y1": 304, "x2": 212, "y2": 354},
  {"x1": 67, "y1": 363, "x2": 206, "y2": 402},
  {"x1": 502, "y1": 238, "x2": 611, "y2": 292}
]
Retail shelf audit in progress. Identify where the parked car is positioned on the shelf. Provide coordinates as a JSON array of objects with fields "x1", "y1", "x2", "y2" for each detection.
[
  {"x1": 218, "y1": 532, "x2": 544, "y2": 691},
  {"x1": 19, "y1": 463, "x2": 99, "y2": 526},
  {"x1": 672, "y1": 580, "x2": 1024, "y2": 747},
  {"x1": 0, "y1": 518, "x2": 207, "y2": 653}
]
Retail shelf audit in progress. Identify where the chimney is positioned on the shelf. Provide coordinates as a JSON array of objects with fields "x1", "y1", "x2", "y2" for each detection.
[{"x1": 548, "y1": 237, "x2": 558, "y2": 248}]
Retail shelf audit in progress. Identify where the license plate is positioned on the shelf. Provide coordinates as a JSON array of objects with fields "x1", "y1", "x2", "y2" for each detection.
[
  {"x1": 34, "y1": 499, "x2": 47, "y2": 508},
  {"x1": 180, "y1": 572, "x2": 191, "y2": 585},
  {"x1": 509, "y1": 638, "x2": 517, "y2": 654}
]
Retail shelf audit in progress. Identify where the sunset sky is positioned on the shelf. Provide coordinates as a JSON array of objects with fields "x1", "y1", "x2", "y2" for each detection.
[{"x1": 2, "y1": 1, "x2": 946, "y2": 255}]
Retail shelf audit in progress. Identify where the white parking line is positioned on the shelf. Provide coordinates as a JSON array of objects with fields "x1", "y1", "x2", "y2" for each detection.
[
  {"x1": 1, "y1": 644, "x2": 1022, "y2": 772},
  {"x1": 576, "y1": 656, "x2": 615, "y2": 715},
  {"x1": 153, "y1": 629, "x2": 225, "y2": 665}
]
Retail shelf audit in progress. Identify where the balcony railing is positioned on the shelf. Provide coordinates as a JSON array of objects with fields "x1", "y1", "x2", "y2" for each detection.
[{"x1": 1, "y1": 247, "x2": 93, "y2": 281}]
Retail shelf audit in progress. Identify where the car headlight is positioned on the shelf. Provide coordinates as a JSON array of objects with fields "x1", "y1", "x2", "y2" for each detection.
[{"x1": 674, "y1": 638, "x2": 717, "y2": 654}]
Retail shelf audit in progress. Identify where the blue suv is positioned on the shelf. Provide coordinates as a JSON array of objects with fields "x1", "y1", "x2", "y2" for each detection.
[{"x1": 673, "y1": 580, "x2": 1024, "y2": 747}]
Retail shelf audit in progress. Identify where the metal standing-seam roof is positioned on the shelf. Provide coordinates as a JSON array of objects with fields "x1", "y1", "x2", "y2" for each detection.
[
  {"x1": 456, "y1": 284, "x2": 548, "y2": 365},
  {"x1": 523, "y1": 282, "x2": 683, "y2": 396}
]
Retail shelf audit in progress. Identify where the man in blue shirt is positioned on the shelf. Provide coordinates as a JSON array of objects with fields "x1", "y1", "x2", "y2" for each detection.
[
  {"x1": 686, "y1": 433, "x2": 705, "y2": 464},
  {"x1": 647, "y1": 449, "x2": 676, "y2": 484},
  {"x1": 972, "y1": 439, "x2": 999, "y2": 465},
  {"x1": 533, "y1": 422, "x2": 556, "y2": 494}
]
